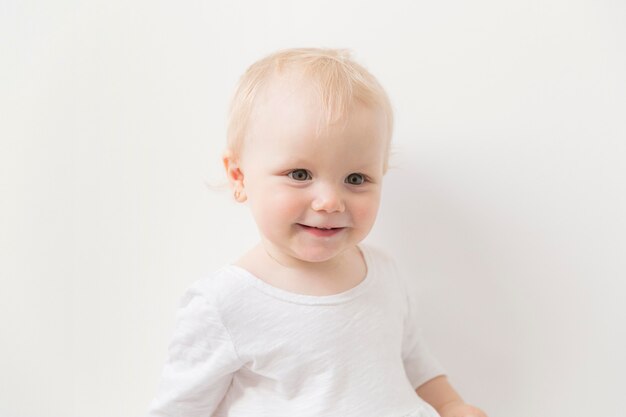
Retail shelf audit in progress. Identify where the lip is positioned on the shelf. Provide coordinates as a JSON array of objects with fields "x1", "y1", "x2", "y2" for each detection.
[{"x1": 297, "y1": 224, "x2": 346, "y2": 237}]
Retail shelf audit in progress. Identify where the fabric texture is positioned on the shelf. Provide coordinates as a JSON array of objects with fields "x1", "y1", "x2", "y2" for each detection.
[{"x1": 147, "y1": 243, "x2": 446, "y2": 417}]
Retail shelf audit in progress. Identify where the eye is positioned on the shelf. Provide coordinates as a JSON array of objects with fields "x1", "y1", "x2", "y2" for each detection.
[
  {"x1": 345, "y1": 173, "x2": 366, "y2": 185},
  {"x1": 287, "y1": 169, "x2": 311, "y2": 181}
]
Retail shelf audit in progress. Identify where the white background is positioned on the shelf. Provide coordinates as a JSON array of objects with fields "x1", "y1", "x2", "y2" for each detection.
[{"x1": 1, "y1": 1, "x2": 625, "y2": 416}]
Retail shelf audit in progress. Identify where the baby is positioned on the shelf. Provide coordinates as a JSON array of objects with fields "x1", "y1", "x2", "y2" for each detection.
[{"x1": 147, "y1": 48, "x2": 487, "y2": 417}]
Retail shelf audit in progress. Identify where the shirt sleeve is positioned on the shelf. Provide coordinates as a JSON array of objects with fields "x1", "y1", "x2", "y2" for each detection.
[
  {"x1": 146, "y1": 286, "x2": 244, "y2": 417},
  {"x1": 394, "y1": 261, "x2": 447, "y2": 390}
]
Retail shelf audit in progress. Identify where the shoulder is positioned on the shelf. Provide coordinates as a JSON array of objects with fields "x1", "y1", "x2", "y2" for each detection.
[
  {"x1": 359, "y1": 241, "x2": 401, "y2": 273},
  {"x1": 359, "y1": 242, "x2": 411, "y2": 296},
  {"x1": 177, "y1": 266, "x2": 250, "y2": 315}
]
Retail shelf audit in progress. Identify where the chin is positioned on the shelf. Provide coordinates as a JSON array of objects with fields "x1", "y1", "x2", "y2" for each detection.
[{"x1": 293, "y1": 245, "x2": 348, "y2": 263}]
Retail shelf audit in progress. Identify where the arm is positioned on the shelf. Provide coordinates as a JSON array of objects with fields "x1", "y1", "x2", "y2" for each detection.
[
  {"x1": 391, "y1": 259, "x2": 487, "y2": 416},
  {"x1": 146, "y1": 289, "x2": 243, "y2": 416},
  {"x1": 416, "y1": 375, "x2": 487, "y2": 417}
]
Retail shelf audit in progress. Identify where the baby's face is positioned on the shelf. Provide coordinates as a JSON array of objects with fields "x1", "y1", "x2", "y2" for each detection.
[{"x1": 235, "y1": 75, "x2": 388, "y2": 265}]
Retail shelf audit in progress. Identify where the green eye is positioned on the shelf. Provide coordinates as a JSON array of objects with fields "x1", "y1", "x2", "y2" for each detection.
[
  {"x1": 288, "y1": 169, "x2": 311, "y2": 181},
  {"x1": 346, "y1": 173, "x2": 365, "y2": 185}
]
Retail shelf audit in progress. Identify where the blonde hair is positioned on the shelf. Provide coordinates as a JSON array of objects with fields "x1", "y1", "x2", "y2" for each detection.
[{"x1": 226, "y1": 47, "x2": 395, "y2": 174}]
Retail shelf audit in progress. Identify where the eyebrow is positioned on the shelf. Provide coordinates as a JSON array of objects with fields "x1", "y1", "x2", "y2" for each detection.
[
  {"x1": 280, "y1": 157, "x2": 379, "y2": 172},
  {"x1": 280, "y1": 156, "x2": 310, "y2": 165}
]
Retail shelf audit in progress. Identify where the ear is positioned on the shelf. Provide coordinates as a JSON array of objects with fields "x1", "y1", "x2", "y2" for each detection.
[{"x1": 222, "y1": 149, "x2": 247, "y2": 202}]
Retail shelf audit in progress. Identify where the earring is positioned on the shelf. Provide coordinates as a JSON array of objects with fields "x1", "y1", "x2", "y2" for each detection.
[{"x1": 234, "y1": 189, "x2": 241, "y2": 200}]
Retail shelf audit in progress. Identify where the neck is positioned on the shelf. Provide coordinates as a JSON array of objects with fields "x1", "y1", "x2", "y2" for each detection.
[{"x1": 257, "y1": 241, "x2": 350, "y2": 278}]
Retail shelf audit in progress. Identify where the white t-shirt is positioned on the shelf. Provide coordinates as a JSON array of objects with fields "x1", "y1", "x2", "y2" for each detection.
[{"x1": 147, "y1": 243, "x2": 446, "y2": 417}]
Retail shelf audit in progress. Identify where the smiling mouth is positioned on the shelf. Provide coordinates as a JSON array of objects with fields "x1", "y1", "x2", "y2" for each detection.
[
  {"x1": 297, "y1": 224, "x2": 344, "y2": 230},
  {"x1": 296, "y1": 224, "x2": 346, "y2": 237}
]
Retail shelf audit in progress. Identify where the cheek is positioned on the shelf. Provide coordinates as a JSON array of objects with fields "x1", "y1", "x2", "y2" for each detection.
[
  {"x1": 273, "y1": 191, "x2": 302, "y2": 218},
  {"x1": 253, "y1": 188, "x2": 303, "y2": 227},
  {"x1": 272, "y1": 190, "x2": 303, "y2": 215},
  {"x1": 351, "y1": 193, "x2": 381, "y2": 223}
]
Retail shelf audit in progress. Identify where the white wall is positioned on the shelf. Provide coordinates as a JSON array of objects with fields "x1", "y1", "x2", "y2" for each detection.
[{"x1": 1, "y1": 1, "x2": 624, "y2": 416}]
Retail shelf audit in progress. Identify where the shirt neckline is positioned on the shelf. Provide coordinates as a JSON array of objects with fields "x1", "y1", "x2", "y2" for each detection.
[{"x1": 224, "y1": 243, "x2": 376, "y2": 305}]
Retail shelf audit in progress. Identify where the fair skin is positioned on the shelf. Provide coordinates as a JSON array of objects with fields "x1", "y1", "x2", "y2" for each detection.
[
  {"x1": 223, "y1": 71, "x2": 487, "y2": 417},
  {"x1": 224, "y1": 71, "x2": 386, "y2": 294},
  {"x1": 417, "y1": 375, "x2": 487, "y2": 417}
]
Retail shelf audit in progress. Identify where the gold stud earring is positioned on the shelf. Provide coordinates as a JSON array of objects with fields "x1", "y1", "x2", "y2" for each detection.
[{"x1": 234, "y1": 189, "x2": 241, "y2": 200}]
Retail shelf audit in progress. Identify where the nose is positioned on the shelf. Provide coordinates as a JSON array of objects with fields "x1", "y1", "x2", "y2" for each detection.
[{"x1": 311, "y1": 183, "x2": 345, "y2": 213}]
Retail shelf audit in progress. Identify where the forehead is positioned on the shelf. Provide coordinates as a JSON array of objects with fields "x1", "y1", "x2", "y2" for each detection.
[
  {"x1": 253, "y1": 71, "x2": 322, "y2": 129},
  {"x1": 243, "y1": 77, "x2": 388, "y2": 170},
  {"x1": 249, "y1": 72, "x2": 387, "y2": 148}
]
